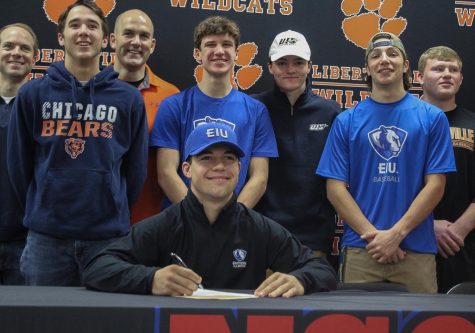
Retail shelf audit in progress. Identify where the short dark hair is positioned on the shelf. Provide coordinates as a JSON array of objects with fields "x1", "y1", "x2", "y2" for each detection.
[
  {"x1": 193, "y1": 16, "x2": 240, "y2": 49},
  {"x1": 57, "y1": 0, "x2": 109, "y2": 37},
  {"x1": 0, "y1": 23, "x2": 39, "y2": 55},
  {"x1": 364, "y1": 33, "x2": 412, "y2": 91}
]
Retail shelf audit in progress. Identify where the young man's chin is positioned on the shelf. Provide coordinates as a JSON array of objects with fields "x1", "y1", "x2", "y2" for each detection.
[
  {"x1": 206, "y1": 66, "x2": 232, "y2": 77},
  {"x1": 74, "y1": 51, "x2": 100, "y2": 60}
]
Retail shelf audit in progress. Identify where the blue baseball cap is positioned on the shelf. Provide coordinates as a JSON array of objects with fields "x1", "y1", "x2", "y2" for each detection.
[{"x1": 184, "y1": 123, "x2": 245, "y2": 160}]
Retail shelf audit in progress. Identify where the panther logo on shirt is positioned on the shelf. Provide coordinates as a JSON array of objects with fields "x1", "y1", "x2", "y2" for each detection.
[
  {"x1": 368, "y1": 125, "x2": 407, "y2": 160},
  {"x1": 65, "y1": 138, "x2": 85, "y2": 159},
  {"x1": 233, "y1": 249, "x2": 247, "y2": 261},
  {"x1": 232, "y1": 249, "x2": 247, "y2": 268},
  {"x1": 193, "y1": 116, "x2": 236, "y2": 131}
]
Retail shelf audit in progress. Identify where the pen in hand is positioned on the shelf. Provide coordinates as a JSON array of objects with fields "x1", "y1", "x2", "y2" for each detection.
[{"x1": 170, "y1": 252, "x2": 203, "y2": 289}]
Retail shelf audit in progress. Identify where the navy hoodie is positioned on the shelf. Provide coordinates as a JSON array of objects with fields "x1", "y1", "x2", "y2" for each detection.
[
  {"x1": 7, "y1": 62, "x2": 148, "y2": 240},
  {"x1": 0, "y1": 98, "x2": 26, "y2": 241}
]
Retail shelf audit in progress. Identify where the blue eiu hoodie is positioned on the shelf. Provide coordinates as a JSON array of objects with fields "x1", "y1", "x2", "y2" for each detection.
[{"x1": 7, "y1": 61, "x2": 148, "y2": 240}]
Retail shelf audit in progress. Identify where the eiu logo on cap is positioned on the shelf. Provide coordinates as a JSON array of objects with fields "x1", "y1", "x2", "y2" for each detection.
[
  {"x1": 183, "y1": 122, "x2": 245, "y2": 160},
  {"x1": 206, "y1": 127, "x2": 229, "y2": 139}
]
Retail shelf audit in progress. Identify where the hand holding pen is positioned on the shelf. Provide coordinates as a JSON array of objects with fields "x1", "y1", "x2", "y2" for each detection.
[
  {"x1": 150, "y1": 253, "x2": 203, "y2": 296},
  {"x1": 170, "y1": 252, "x2": 204, "y2": 289}
]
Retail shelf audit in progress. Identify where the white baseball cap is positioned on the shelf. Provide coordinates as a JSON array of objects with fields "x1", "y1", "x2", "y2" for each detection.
[{"x1": 269, "y1": 30, "x2": 311, "y2": 62}]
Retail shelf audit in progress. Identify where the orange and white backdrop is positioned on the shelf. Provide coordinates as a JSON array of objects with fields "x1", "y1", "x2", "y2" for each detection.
[{"x1": 2, "y1": 0, "x2": 474, "y2": 110}]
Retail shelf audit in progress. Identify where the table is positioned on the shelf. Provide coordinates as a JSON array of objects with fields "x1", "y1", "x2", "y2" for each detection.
[{"x1": 0, "y1": 286, "x2": 474, "y2": 332}]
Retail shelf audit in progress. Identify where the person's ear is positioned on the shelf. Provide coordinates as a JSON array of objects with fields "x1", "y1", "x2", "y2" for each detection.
[
  {"x1": 182, "y1": 161, "x2": 192, "y2": 179},
  {"x1": 403, "y1": 59, "x2": 409, "y2": 73},
  {"x1": 57, "y1": 33, "x2": 65, "y2": 47},
  {"x1": 268, "y1": 62, "x2": 274, "y2": 75},
  {"x1": 109, "y1": 33, "x2": 116, "y2": 50},
  {"x1": 193, "y1": 48, "x2": 202, "y2": 64},
  {"x1": 416, "y1": 71, "x2": 424, "y2": 86},
  {"x1": 150, "y1": 37, "x2": 156, "y2": 54}
]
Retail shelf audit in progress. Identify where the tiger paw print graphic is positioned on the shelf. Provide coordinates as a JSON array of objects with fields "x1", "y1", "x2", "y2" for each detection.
[
  {"x1": 43, "y1": 0, "x2": 116, "y2": 24},
  {"x1": 194, "y1": 43, "x2": 263, "y2": 90},
  {"x1": 341, "y1": 0, "x2": 407, "y2": 49}
]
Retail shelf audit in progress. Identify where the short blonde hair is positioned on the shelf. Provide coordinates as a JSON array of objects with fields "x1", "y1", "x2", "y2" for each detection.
[
  {"x1": 418, "y1": 46, "x2": 462, "y2": 73},
  {"x1": 0, "y1": 23, "x2": 39, "y2": 55}
]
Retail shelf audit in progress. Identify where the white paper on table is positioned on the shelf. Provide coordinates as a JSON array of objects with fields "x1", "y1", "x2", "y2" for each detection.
[{"x1": 178, "y1": 289, "x2": 258, "y2": 300}]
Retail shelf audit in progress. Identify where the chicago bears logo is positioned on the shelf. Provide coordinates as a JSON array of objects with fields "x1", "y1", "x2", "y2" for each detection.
[
  {"x1": 193, "y1": 116, "x2": 236, "y2": 130},
  {"x1": 233, "y1": 249, "x2": 247, "y2": 262},
  {"x1": 65, "y1": 138, "x2": 85, "y2": 159},
  {"x1": 368, "y1": 125, "x2": 407, "y2": 160}
]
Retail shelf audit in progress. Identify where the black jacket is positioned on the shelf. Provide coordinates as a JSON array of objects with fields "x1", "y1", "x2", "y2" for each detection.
[
  {"x1": 0, "y1": 98, "x2": 26, "y2": 241},
  {"x1": 84, "y1": 191, "x2": 337, "y2": 294},
  {"x1": 253, "y1": 82, "x2": 341, "y2": 252}
]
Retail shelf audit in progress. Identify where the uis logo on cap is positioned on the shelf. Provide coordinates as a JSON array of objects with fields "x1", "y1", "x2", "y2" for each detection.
[{"x1": 279, "y1": 37, "x2": 298, "y2": 46}]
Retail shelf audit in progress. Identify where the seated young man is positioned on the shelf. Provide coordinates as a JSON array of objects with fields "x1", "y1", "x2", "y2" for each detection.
[{"x1": 84, "y1": 123, "x2": 336, "y2": 297}]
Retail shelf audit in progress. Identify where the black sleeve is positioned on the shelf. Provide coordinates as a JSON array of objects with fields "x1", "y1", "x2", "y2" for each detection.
[
  {"x1": 83, "y1": 215, "x2": 169, "y2": 294},
  {"x1": 265, "y1": 217, "x2": 337, "y2": 293}
]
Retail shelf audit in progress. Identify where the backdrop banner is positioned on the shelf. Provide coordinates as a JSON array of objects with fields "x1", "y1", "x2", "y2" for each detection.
[{"x1": 2, "y1": 0, "x2": 473, "y2": 110}]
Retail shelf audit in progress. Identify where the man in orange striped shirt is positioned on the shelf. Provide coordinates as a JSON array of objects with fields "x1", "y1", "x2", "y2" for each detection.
[{"x1": 110, "y1": 9, "x2": 179, "y2": 223}]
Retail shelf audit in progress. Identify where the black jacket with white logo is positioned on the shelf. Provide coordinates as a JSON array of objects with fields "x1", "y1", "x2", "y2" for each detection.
[
  {"x1": 253, "y1": 82, "x2": 341, "y2": 252},
  {"x1": 84, "y1": 190, "x2": 337, "y2": 294}
]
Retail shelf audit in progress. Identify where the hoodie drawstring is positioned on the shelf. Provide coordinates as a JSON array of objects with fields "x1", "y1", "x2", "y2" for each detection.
[
  {"x1": 89, "y1": 76, "x2": 96, "y2": 113},
  {"x1": 70, "y1": 75, "x2": 79, "y2": 120},
  {"x1": 69, "y1": 75, "x2": 97, "y2": 121}
]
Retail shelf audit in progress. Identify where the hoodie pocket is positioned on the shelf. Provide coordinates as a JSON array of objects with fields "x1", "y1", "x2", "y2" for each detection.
[{"x1": 41, "y1": 168, "x2": 118, "y2": 228}]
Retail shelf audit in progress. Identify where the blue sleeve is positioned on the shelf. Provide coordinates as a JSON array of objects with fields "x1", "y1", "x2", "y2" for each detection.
[
  {"x1": 425, "y1": 110, "x2": 457, "y2": 175},
  {"x1": 149, "y1": 96, "x2": 180, "y2": 150},
  {"x1": 7, "y1": 88, "x2": 35, "y2": 210},
  {"x1": 252, "y1": 102, "x2": 278, "y2": 157},
  {"x1": 316, "y1": 114, "x2": 350, "y2": 182},
  {"x1": 123, "y1": 96, "x2": 148, "y2": 206}
]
